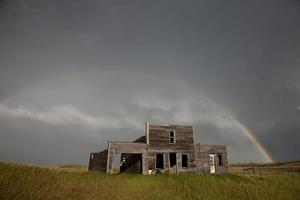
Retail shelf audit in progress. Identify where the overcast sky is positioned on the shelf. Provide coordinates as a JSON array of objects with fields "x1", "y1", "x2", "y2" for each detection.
[{"x1": 0, "y1": 0, "x2": 299, "y2": 165}]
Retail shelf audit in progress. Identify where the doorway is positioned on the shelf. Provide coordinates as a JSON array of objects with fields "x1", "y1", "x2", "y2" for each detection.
[
  {"x1": 169, "y1": 153, "x2": 176, "y2": 167},
  {"x1": 120, "y1": 153, "x2": 142, "y2": 174},
  {"x1": 156, "y1": 154, "x2": 164, "y2": 169},
  {"x1": 209, "y1": 154, "x2": 216, "y2": 173}
]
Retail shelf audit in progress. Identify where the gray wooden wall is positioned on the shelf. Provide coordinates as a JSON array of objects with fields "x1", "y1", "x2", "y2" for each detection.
[
  {"x1": 106, "y1": 142, "x2": 148, "y2": 174},
  {"x1": 88, "y1": 150, "x2": 107, "y2": 172},
  {"x1": 89, "y1": 123, "x2": 229, "y2": 175},
  {"x1": 195, "y1": 144, "x2": 229, "y2": 174},
  {"x1": 147, "y1": 123, "x2": 196, "y2": 172}
]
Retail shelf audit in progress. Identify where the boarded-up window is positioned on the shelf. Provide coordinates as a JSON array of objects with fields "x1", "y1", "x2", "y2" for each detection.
[
  {"x1": 156, "y1": 154, "x2": 164, "y2": 169},
  {"x1": 182, "y1": 154, "x2": 188, "y2": 168}
]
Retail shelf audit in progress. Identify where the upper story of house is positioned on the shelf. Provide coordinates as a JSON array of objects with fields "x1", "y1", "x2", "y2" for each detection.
[{"x1": 145, "y1": 122, "x2": 195, "y2": 150}]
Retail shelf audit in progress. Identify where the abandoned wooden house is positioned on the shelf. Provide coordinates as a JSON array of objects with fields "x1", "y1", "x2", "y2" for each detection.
[{"x1": 89, "y1": 122, "x2": 228, "y2": 175}]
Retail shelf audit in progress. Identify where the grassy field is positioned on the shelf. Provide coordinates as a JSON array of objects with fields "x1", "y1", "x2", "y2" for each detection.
[
  {"x1": 230, "y1": 160, "x2": 300, "y2": 174},
  {"x1": 0, "y1": 162, "x2": 300, "y2": 200}
]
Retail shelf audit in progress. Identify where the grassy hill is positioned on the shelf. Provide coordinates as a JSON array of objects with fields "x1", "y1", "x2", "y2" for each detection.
[{"x1": 0, "y1": 162, "x2": 300, "y2": 200}]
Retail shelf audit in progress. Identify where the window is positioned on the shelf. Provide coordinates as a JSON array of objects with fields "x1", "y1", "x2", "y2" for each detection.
[
  {"x1": 169, "y1": 153, "x2": 176, "y2": 167},
  {"x1": 156, "y1": 154, "x2": 164, "y2": 169},
  {"x1": 169, "y1": 131, "x2": 176, "y2": 143},
  {"x1": 181, "y1": 154, "x2": 188, "y2": 168},
  {"x1": 217, "y1": 154, "x2": 223, "y2": 166}
]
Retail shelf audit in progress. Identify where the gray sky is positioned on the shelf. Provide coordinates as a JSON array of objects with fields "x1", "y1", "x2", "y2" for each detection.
[{"x1": 0, "y1": 0, "x2": 299, "y2": 165}]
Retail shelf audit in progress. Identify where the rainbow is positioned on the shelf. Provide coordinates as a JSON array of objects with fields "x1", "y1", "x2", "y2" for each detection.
[{"x1": 233, "y1": 120, "x2": 274, "y2": 162}]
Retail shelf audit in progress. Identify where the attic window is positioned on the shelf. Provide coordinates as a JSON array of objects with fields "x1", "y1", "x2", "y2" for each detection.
[{"x1": 169, "y1": 131, "x2": 176, "y2": 144}]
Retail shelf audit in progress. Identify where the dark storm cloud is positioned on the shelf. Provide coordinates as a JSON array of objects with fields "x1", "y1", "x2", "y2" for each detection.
[{"x1": 0, "y1": 0, "x2": 299, "y2": 164}]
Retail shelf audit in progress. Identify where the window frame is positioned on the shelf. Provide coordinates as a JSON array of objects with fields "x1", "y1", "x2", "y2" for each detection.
[{"x1": 169, "y1": 130, "x2": 176, "y2": 144}]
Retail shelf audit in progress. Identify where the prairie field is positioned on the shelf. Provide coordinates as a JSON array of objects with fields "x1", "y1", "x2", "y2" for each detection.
[{"x1": 0, "y1": 162, "x2": 300, "y2": 200}]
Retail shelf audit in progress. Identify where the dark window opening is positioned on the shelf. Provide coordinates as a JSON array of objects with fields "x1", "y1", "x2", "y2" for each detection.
[
  {"x1": 218, "y1": 154, "x2": 223, "y2": 166},
  {"x1": 182, "y1": 154, "x2": 188, "y2": 168},
  {"x1": 170, "y1": 131, "x2": 174, "y2": 137},
  {"x1": 170, "y1": 131, "x2": 175, "y2": 143},
  {"x1": 156, "y1": 154, "x2": 164, "y2": 169},
  {"x1": 169, "y1": 153, "x2": 176, "y2": 167}
]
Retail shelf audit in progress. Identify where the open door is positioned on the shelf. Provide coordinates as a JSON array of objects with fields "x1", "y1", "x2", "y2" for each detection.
[
  {"x1": 112, "y1": 153, "x2": 121, "y2": 174},
  {"x1": 169, "y1": 153, "x2": 177, "y2": 173},
  {"x1": 169, "y1": 153, "x2": 176, "y2": 167},
  {"x1": 209, "y1": 154, "x2": 216, "y2": 174}
]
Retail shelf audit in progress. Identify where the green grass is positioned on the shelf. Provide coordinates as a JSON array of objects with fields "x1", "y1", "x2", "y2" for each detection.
[
  {"x1": 0, "y1": 162, "x2": 300, "y2": 200},
  {"x1": 230, "y1": 160, "x2": 300, "y2": 168},
  {"x1": 229, "y1": 160, "x2": 300, "y2": 174}
]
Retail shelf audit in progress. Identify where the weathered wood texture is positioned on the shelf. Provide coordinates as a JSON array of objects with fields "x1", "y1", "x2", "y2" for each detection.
[
  {"x1": 146, "y1": 124, "x2": 196, "y2": 171},
  {"x1": 89, "y1": 136, "x2": 146, "y2": 172},
  {"x1": 88, "y1": 150, "x2": 107, "y2": 172},
  {"x1": 195, "y1": 144, "x2": 229, "y2": 174},
  {"x1": 89, "y1": 122, "x2": 229, "y2": 175},
  {"x1": 107, "y1": 142, "x2": 148, "y2": 174},
  {"x1": 146, "y1": 150, "x2": 197, "y2": 171},
  {"x1": 148, "y1": 124, "x2": 194, "y2": 149}
]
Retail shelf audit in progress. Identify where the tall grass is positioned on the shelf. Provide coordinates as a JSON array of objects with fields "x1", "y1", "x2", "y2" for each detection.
[{"x1": 0, "y1": 162, "x2": 299, "y2": 200}]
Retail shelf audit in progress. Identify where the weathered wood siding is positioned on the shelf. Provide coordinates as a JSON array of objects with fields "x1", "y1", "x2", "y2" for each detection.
[
  {"x1": 147, "y1": 123, "x2": 196, "y2": 171},
  {"x1": 88, "y1": 136, "x2": 146, "y2": 173},
  {"x1": 106, "y1": 142, "x2": 148, "y2": 174},
  {"x1": 195, "y1": 144, "x2": 229, "y2": 174},
  {"x1": 88, "y1": 150, "x2": 107, "y2": 172},
  {"x1": 89, "y1": 123, "x2": 229, "y2": 175},
  {"x1": 147, "y1": 123, "x2": 195, "y2": 148}
]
